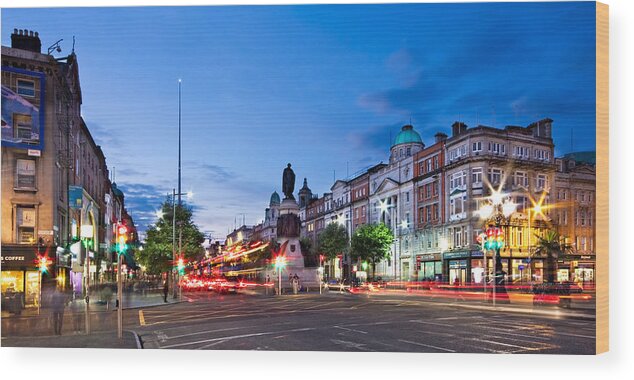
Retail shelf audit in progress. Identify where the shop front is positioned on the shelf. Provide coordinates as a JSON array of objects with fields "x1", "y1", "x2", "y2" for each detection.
[
  {"x1": 416, "y1": 254, "x2": 442, "y2": 282},
  {"x1": 1, "y1": 245, "x2": 43, "y2": 313},
  {"x1": 442, "y1": 250, "x2": 482, "y2": 285},
  {"x1": 557, "y1": 254, "x2": 595, "y2": 288}
]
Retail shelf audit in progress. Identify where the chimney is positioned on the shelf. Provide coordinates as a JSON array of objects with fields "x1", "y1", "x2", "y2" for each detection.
[
  {"x1": 434, "y1": 132, "x2": 448, "y2": 143},
  {"x1": 11, "y1": 29, "x2": 42, "y2": 53},
  {"x1": 451, "y1": 122, "x2": 467, "y2": 137}
]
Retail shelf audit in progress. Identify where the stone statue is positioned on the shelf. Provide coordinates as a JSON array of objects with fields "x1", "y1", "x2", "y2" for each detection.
[{"x1": 282, "y1": 163, "x2": 296, "y2": 200}]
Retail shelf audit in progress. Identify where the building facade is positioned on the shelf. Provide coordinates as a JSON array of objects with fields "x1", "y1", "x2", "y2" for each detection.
[{"x1": 1, "y1": 29, "x2": 136, "y2": 312}]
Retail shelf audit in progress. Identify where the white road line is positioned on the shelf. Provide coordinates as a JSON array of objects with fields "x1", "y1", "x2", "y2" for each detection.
[
  {"x1": 556, "y1": 332, "x2": 596, "y2": 339},
  {"x1": 398, "y1": 339, "x2": 456, "y2": 353},
  {"x1": 409, "y1": 319, "x2": 454, "y2": 327},
  {"x1": 333, "y1": 326, "x2": 368, "y2": 334},
  {"x1": 468, "y1": 337, "x2": 547, "y2": 352},
  {"x1": 159, "y1": 327, "x2": 315, "y2": 349},
  {"x1": 196, "y1": 339, "x2": 229, "y2": 350},
  {"x1": 162, "y1": 326, "x2": 242, "y2": 340},
  {"x1": 330, "y1": 339, "x2": 371, "y2": 351}
]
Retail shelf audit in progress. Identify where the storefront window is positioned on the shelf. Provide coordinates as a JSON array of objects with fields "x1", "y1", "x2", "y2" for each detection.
[
  {"x1": 557, "y1": 269, "x2": 569, "y2": 282},
  {"x1": 471, "y1": 259, "x2": 484, "y2": 284},
  {"x1": 25, "y1": 271, "x2": 39, "y2": 307},
  {"x1": 1, "y1": 271, "x2": 24, "y2": 293}
]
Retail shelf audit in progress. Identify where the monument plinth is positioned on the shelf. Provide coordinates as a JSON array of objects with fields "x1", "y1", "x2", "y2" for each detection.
[{"x1": 268, "y1": 163, "x2": 320, "y2": 291}]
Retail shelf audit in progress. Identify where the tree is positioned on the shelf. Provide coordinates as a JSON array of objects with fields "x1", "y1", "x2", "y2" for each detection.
[
  {"x1": 317, "y1": 223, "x2": 349, "y2": 261},
  {"x1": 136, "y1": 197, "x2": 205, "y2": 275},
  {"x1": 350, "y1": 223, "x2": 393, "y2": 280},
  {"x1": 534, "y1": 230, "x2": 573, "y2": 283}
]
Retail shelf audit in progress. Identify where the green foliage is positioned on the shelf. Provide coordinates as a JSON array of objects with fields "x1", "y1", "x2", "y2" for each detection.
[
  {"x1": 317, "y1": 223, "x2": 349, "y2": 260},
  {"x1": 350, "y1": 223, "x2": 393, "y2": 277},
  {"x1": 136, "y1": 197, "x2": 205, "y2": 275},
  {"x1": 534, "y1": 230, "x2": 573, "y2": 283}
]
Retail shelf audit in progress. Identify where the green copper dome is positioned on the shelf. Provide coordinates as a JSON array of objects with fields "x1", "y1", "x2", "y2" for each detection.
[
  {"x1": 393, "y1": 125, "x2": 423, "y2": 147},
  {"x1": 270, "y1": 191, "x2": 281, "y2": 206}
]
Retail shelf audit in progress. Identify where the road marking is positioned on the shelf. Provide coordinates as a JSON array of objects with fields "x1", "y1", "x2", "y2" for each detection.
[
  {"x1": 161, "y1": 326, "x2": 242, "y2": 340},
  {"x1": 159, "y1": 327, "x2": 316, "y2": 349},
  {"x1": 556, "y1": 332, "x2": 596, "y2": 339},
  {"x1": 398, "y1": 339, "x2": 456, "y2": 353},
  {"x1": 330, "y1": 339, "x2": 371, "y2": 351},
  {"x1": 409, "y1": 319, "x2": 454, "y2": 327},
  {"x1": 468, "y1": 337, "x2": 547, "y2": 352},
  {"x1": 333, "y1": 325, "x2": 368, "y2": 334},
  {"x1": 139, "y1": 310, "x2": 145, "y2": 326}
]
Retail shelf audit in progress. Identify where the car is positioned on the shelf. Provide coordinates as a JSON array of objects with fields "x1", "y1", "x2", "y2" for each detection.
[{"x1": 209, "y1": 277, "x2": 239, "y2": 294}]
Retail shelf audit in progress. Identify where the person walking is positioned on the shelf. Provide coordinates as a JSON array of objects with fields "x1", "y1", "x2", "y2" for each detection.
[
  {"x1": 69, "y1": 294, "x2": 83, "y2": 333},
  {"x1": 163, "y1": 279, "x2": 169, "y2": 303},
  {"x1": 51, "y1": 288, "x2": 67, "y2": 336},
  {"x1": 291, "y1": 275, "x2": 299, "y2": 295}
]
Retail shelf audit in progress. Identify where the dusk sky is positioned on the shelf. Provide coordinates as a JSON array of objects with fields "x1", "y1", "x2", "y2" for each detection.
[{"x1": 2, "y1": 2, "x2": 597, "y2": 239}]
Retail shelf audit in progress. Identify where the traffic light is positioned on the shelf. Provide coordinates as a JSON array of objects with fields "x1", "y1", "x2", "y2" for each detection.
[
  {"x1": 117, "y1": 224, "x2": 128, "y2": 254},
  {"x1": 177, "y1": 257, "x2": 185, "y2": 275},
  {"x1": 274, "y1": 255, "x2": 287, "y2": 270},
  {"x1": 36, "y1": 254, "x2": 52, "y2": 274},
  {"x1": 484, "y1": 227, "x2": 504, "y2": 250}
]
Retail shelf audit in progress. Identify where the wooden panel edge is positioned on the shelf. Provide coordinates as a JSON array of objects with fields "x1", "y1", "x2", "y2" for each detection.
[{"x1": 595, "y1": 0, "x2": 609, "y2": 355}]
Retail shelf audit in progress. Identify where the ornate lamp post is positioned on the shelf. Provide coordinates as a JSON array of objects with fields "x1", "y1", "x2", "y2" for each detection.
[{"x1": 476, "y1": 189, "x2": 516, "y2": 305}]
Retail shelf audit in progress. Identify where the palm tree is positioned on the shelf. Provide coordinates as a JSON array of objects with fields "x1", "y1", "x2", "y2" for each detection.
[{"x1": 534, "y1": 230, "x2": 573, "y2": 283}]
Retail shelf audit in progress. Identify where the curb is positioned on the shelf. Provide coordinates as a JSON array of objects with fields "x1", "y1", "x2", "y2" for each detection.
[{"x1": 126, "y1": 330, "x2": 143, "y2": 349}]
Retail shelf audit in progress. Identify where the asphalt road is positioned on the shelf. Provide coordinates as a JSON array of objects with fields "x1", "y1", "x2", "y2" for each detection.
[{"x1": 134, "y1": 291, "x2": 596, "y2": 354}]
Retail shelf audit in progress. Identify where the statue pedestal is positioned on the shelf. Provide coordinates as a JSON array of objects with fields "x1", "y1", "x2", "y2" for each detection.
[{"x1": 270, "y1": 198, "x2": 320, "y2": 291}]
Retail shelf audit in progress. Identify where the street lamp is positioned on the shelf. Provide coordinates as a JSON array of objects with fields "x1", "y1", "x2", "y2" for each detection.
[
  {"x1": 274, "y1": 255, "x2": 287, "y2": 295},
  {"x1": 80, "y1": 224, "x2": 94, "y2": 334},
  {"x1": 476, "y1": 190, "x2": 516, "y2": 305},
  {"x1": 170, "y1": 189, "x2": 193, "y2": 300}
]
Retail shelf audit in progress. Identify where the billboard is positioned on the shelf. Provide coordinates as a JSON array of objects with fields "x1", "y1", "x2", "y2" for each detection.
[{"x1": 1, "y1": 66, "x2": 45, "y2": 151}]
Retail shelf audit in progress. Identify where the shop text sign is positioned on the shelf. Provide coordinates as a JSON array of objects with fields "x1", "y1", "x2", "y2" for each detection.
[{"x1": 1, "y1": 255, "x2": 27, "y2": 263}]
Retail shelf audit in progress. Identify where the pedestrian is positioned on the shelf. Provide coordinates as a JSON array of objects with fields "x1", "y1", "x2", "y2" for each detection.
[
  {"x1": 163, "y1": 279, "x2": 169, "y2": 303},
  {"x1": 292, "y1": 275, "x2": 299, "y2": 295},
  {"x1": 51, "y1": 288, "x2": 67, "y2": 335},
  {"x1": 69, "y1": 293, "x2": 83, "y2": 333}
]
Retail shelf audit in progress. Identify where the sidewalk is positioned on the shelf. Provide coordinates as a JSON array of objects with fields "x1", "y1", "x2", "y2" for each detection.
[
  {"x1": 1, "y1": 292, "x2": 184, "y2": 337},
  {"x1": 1, "y1": 330, "x2": 140, "y2": 349}
]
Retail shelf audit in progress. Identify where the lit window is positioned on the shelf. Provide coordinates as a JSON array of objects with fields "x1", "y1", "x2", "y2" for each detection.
[
  {"x1": 16, "y1": 206, "x2": 36, "y2": 244},
  {"x1": 16, "y1": 159, "x2": 36, "y2": 189}
]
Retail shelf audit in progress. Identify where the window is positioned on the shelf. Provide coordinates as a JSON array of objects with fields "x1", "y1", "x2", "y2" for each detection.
[
  {"x1": 491, "y1": 143, "x2": 504, "y2": 154},
  {"x1": 581, "y1": 210, "x2": 586, "y2": 226},
  {"x1": 488, "y1": 168, "x2": 503, "y2": 185},
  {"x1": 406, "y1": 192, "x2": 410, "y2": 202},
  {"x1": 17, "y1": 79, "x2": 36, "y2": 97},
  {"x1": 16, "y1": 159, "x2": 36, "y2": 189},
  {"x1": 426, "y1": 159, "x2": 432, "y2": 173},
  {"x1": 513, "y1": 171, "x2": 528, "y2": 188},
  {"x1": 536, "y1": 174, "x2": 548, "y2": 190},
  {"x1": 450, "y1": 171, "x2": 467, "y2": 190},
  {"x1": 472, "y1": 141, "x2": 482, "y2": 152},
  {"x1": 407, "y1": 147, "x2": 411, "y2": 156},
  {"x1": 14, "y1": 114, "x2": 33, "y2": 140},
  {"x1": 472, "y1": 167, "x2": 483, "y2": 185},
  {"x1": 17, "y1": 206, "x2": 36, "y2": 244},
  {"x1": 433, "y1": 156, "x2": 439, "y2": 169}
]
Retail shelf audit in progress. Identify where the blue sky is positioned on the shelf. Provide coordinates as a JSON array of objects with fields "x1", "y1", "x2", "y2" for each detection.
[{"x1": 2, "y1": 2, "x2": 597, "y2": 238}]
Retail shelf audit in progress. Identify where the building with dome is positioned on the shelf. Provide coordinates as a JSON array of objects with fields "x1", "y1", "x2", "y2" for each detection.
[
  {"x1": 368, "y1": 124, "x2": 425, "y2": 280},
  {"x1": 253, "y1": 191, "x2": 281, "y2": 242}
]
